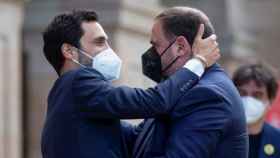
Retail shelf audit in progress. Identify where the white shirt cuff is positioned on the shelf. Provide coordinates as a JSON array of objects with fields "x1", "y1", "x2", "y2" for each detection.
[{"x1": 183, "y1": 58, "x2": 205, "y2": 77}]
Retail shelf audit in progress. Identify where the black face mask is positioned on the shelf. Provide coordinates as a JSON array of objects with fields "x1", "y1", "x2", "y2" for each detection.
[{"x1": 142, "y1": 39, "x2": 180, "y2": 83}]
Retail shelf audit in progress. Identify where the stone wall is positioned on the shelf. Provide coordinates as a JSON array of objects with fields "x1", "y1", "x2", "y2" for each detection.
[{"x1": 0, "y1": 1, "x2": 24, "y2": 158}]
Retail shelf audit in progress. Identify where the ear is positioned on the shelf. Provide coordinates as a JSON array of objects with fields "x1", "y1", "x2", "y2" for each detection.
[
  {"x1": 61, "y1": 43, "x2": 75, "y2": 60},
  {"x1": 175, "y1": 36, "x2": 191, "y2": 56}
]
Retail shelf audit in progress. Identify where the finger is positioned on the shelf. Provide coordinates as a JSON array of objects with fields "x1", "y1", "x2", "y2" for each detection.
[
  {"x1": 194, "y1": 24, "x2": 205, "y2": 41},
  {"x1": 206, "y1": 41, "x2": 219, "y2": 53},
  {"x1": 214, "y1": 41, "x2": 219, "y2": 48},
  {"x1": 202, "y1": 35, "x2": 218, "y2": 49},
  {"x1": 212, "y1": 47, "x2": 221, "y2": 57},
  {"x1": 215, "y1": 50, "x2": 221, "y2": 60},
  {"x1": 206, "y1": 47, "x2": 220, "y2": 58},
  {"x1": 206, "y1": 34, "x2": 217, "y2": 42},
  {"x1": 211, "y1": 34, "x2": 217, "y2": 40},
  {"x1": 209, "y1": 48, "x2": 221, "y2": 64}
]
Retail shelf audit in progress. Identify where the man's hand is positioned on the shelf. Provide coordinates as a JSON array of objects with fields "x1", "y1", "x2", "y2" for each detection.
[{"x1": 192, "y1": 24, "x2": 220, "y2": 68}]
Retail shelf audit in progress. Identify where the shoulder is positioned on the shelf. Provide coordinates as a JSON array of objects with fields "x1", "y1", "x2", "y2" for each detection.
[
  {"x1": 181, "y1": 84, "x2": 225, "y2": 103},
  {"x1": 71, "y1": 68, "x2": 109, "y2": 97},
  {"x1": 55, "y1": 68, "x2": 105, "y2": 84},
  {"x1": 196, "y1": 67, "x2": 242, "y2": 107},
  {"x1": 264, "y1": 123, "x2": 280, "y2": 137},
  {"x1": 173, "y1": 84, "x2": 231, "y2": 119},
  {"x1": 263, "y1": 123, "x2": 280, "y2": 148},
  {"x1": 73, "y1": 67, "x2": 105, "y2": 81},
  {"x1": 71, "y1": 68, "x2": 107, "y2": 87},
  {"x1": 48, "y1": 69, "x2": 80, "y2": 95}
]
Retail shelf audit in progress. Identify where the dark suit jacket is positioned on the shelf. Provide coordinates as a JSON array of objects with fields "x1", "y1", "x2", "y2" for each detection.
[
  {"x1": 258, "y1": 123, "x2": 280, "y2": 158},
  {"x1": 41, "y1": 67, "x2": 199, "y2": 158},
  {"x1": 130, "y1": 64, "x2": 249, "y2": 158}
]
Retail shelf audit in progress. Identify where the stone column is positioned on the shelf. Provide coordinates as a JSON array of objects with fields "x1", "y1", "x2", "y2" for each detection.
[{"x1": 0, "y1": 1, "x2": 24, "y2": 158}]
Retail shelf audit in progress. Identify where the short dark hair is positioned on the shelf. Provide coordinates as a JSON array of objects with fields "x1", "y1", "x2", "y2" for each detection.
[
  {"x1": 155, "y1": 7, "x2": 215, "y2": 45},
  {"x1": 42, "y1": 10, "x2": 98, "y2": 74},
  {"x1": 233, "y1": 63, "x2": 278, "y2": 101}
]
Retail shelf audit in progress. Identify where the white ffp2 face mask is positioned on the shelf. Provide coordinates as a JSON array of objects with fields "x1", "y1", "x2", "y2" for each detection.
[
  {"x1": 72, "y1": 47, "x2": 122, "y2": 81},
  {"x1": 241, "y1": 96, "x2": 268, "y2": 125}
]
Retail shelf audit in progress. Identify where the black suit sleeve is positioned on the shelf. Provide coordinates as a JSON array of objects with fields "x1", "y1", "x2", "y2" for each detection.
[{"x1": 72, "y1": 68, "x2": 199, "y2": 119}]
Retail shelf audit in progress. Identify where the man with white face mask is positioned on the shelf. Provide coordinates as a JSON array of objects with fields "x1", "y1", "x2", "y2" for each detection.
[{"x1": 233, "y1": 63, "x2": 280, "y2": 158}]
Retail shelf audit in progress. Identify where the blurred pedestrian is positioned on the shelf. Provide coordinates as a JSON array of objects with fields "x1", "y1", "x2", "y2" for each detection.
[{"x1": 233, "y1": 63, "x2": 280, "y2": 158}]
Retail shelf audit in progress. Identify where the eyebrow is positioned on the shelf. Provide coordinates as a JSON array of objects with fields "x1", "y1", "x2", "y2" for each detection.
[{"x1": 93, "y1": 36, "x2": 108, "y2": 42}]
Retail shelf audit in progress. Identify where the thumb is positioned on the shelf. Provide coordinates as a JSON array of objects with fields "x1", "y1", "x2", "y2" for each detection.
[{"x1": 194, "y1": 24, "x2": 205, "y2": 41}]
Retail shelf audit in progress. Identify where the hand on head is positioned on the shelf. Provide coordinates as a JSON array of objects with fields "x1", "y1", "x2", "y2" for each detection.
[{"x1": 192, "y1": 24, "x2": 220, "y2": 68}]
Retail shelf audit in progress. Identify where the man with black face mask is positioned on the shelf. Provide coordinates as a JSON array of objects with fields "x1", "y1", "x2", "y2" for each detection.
[
  {"x1": 129, "y1": 7, "x2": 248, "y2": 158},
  {"x1": 141, "y1": 10, "x2": 216, "y2": 84},
  {"x1": 141, "y1": 24, "x2": 215, "y2": 83}
]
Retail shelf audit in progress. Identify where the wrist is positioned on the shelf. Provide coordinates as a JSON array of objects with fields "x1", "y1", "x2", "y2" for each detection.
[
  {"x1": 193, "y1": 54, "x2": 208, "y2": 68},
  {"x1": 184, "y1": 58, "x2": 205, "y2": 77}
]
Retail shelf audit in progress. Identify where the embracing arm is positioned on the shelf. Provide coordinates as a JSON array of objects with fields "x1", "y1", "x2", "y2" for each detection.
[
  {"x1": 73, "y1": 24, "x2": 220, "y2": 119},
  {"x1": 73, "y1": 66, "x2": 199, "y2": 119}
]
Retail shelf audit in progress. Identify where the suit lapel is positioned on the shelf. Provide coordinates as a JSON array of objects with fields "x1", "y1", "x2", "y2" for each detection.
[{"x1": 259, "y1": 127, "x2": 266, "y2": 158}]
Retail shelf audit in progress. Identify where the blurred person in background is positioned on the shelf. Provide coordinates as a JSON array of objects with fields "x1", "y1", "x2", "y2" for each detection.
[
  {"x1": 41, "y1": 9, "x2": 219, "y2": 158},
  {"x1": 233, "y1": 63, "x2": 280, "y2": 158}
]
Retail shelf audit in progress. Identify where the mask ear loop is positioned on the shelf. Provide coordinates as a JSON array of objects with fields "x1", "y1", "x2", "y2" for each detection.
[
  {"x1": 160, "y1": 38, "x2": 179, "y2": 73},
  {"x1": 69, "y1": 47, "x2": 83, "y2": 67},
  {"x1": 71, "y1": 58, "x2": 87, "y2": 68},
  {"x1": 161, "y1": 56, "x2": 180, "y2": 74},
  {"x1": 77, "y1": 48, "x2": 95, "y2": 60},
  {"x1": 71, "y1": 47, "x2": 94, "y2": 68},
  {"x1": 159, "y1": 38, "x2": 177, "y2": 57}
]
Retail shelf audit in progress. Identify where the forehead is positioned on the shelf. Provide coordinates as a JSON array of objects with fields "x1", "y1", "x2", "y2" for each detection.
[
  {"x1": 81, "y1": 21, "x2": 107, "y2": 39},
  {"x1": 238, "y1": 80, "x2": 266, "y2": 92}
]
